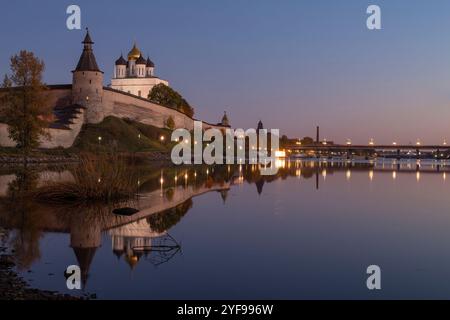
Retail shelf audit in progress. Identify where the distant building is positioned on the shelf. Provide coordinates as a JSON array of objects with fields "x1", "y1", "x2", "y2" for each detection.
[{"x1": 110, "y1": 43, "x2": 168, "y2": 98}]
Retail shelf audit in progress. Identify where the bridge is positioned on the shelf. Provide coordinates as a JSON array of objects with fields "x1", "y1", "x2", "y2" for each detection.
[
  {"x1": 285, "y1": 126, "x2": 450, "y2": 158},
  {"x1": 285, "y1": 144, "x2": 450, "y2": 159}
]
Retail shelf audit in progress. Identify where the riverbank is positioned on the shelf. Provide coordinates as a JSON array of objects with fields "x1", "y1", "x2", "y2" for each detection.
[
  {"x1": 0, "y1": 148, "x2": 172, "y2": 165},
  {"x1": 0, "y1": 228, "x2": 86, "y2": 300},
  {"x1": 0, "y1": 252, "x2": 83, "y2": 300}
]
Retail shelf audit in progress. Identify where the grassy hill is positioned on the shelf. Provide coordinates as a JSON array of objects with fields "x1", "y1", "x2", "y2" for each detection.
[{"x1": 71, "y1": 116, "x2": 174, "y2": 153}]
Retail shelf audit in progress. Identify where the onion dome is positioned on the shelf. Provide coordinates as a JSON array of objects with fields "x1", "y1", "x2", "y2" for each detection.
[
  {"x1": 115, "y1": 54, "x2": 127, "y2": 66},
  {"x1": 135, "y1": 54, "x2": 147, "y2": 65},
  {"x1": 128, "y1": 43, "x2": 142, "y2": 61},
  {"x1": 146, "y1": 57, "x2": 155, "y2": 68}
]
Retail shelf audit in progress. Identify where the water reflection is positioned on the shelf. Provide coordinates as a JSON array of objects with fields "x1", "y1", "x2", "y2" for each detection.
[{"x1": 0, "y1": 159, "x2": 449, "y2": 296}]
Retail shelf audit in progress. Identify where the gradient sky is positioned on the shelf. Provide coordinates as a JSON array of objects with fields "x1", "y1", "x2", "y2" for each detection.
[{"x1": 1, "y1": 0, "x2": 450, "y2": 144}]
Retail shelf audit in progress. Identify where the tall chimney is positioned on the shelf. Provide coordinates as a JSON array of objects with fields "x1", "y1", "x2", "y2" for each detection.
[{"x1": 316, "y1": 126, "x2": 320, "y2": 144}]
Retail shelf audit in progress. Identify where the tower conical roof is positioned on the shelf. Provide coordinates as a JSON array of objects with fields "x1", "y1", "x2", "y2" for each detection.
[{"x1": 74, "y1": 29, "x2": 101, "y2": 72}]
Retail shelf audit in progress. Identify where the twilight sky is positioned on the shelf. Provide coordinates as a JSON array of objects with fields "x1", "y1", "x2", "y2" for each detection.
[{"x1": 1, "y1": 0, "x2": 450, "y2": 144}]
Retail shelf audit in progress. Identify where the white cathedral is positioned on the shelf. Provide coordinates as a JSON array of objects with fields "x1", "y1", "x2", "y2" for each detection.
[{"x1": 110, "y1": 43, "x2": 168, "y2": 98}]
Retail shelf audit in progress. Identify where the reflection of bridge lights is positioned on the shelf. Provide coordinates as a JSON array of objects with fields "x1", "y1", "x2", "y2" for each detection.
[
  {"x1": 322, "y1": 169, "x2": 327, "y2": 179},
  {"x1": 444, "y1": 172, "x2": 447, "y2": 181},
  {"x1": 159, "y1": 178, "x2": 164, "y2": 184},
  {"x1": 416, "y1": 171, "x2": 421, "y2": 181},
  {"x1": 346, "y1": 170, "x2": 351, "y2": 180},
  {"x1": 392, "y1": 171, "x2": 397, "y2": 180},
  {"x1": 206, "y1": 169, "x2": 209, "y2": 175},
  {"x1": 296, "y1": 169, "x2": 301, "y2": 177},
  {"x1": 369, "y1": 170, "x2": 374, "y2": 181}
]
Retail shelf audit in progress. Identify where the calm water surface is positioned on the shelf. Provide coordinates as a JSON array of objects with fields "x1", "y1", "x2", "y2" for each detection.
[{"x1": 1, "y1": 159, "x2": 450, "y2": 299}]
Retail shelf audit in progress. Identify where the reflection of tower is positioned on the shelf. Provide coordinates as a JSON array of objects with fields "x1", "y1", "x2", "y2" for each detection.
[
  {"x1": 70, "y1": 216, "x2": 101, "y2": 288},
  {"x1": 255, "y1": 179, "x2": 265, "y2": 195},
  {"x1": 72, "y1": 247, "x2": 97, "y2": 289},
  {"x1": 219, "y1": 189, "x2": 229, "y2": 203}
]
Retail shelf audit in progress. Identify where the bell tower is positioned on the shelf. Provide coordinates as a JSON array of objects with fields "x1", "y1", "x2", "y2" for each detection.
[{"x1": 72, "y1": 28, "x2": 104, "y2": 124}]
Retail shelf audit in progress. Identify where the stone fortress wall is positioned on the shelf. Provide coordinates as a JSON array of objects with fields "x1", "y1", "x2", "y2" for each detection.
[{"x1": 0, "y1": 85, "x2": 228, "y2": 149}]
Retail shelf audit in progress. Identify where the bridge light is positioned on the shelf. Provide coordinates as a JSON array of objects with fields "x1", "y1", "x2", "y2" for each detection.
[
  {"x1": 416, "y1": 140, "x2": 421, "y2": 146},
  {"x1": 392, "y1": 142, "x2": 397, "y2": 146},
  {"x1": 346, "y1": 139, "x2": 352, "y2": 146},
  {"x1": 322, "y1": 139, "x2": 327, "y2": 146},
  {"x1": 346, "y1": 169, "x2": 351, "y2": 180},
  {"x1": 444, "y1": 140, "x2": 447, "y2": 146},
  {"x1": 369, "y1": 139, "x2": 375, "y2": 146}
]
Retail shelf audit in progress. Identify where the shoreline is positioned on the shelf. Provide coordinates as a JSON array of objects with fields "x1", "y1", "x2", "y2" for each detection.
[
  {"x1": 0, "y1": 150, "x2": 172, "y2": 165},
  {"x1": 0, "y1": 244, "x2": 84, "y2": 300}
]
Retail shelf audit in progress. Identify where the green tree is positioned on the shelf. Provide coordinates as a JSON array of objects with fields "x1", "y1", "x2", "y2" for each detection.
[
  {"x1": 148, "y1": 83, "x2": 194, "y2": 117},
  {"x1": 0, "y1": 51, "x2": 51, "y2": 155}
]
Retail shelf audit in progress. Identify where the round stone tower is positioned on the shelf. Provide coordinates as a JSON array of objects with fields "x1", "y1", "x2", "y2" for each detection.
[{"x1": 72, "y1": 28, "x2": 104, "y2": 124}]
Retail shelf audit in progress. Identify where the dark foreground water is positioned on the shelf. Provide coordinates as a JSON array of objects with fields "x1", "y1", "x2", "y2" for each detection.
[{"x1": 1, "y1": 159, "x2": 450, "y2": 299}]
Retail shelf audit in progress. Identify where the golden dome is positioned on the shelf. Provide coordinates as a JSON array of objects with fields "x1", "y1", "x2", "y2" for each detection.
[{"x1": 127, "y1": 43, "x2": 141, "y2": 61}]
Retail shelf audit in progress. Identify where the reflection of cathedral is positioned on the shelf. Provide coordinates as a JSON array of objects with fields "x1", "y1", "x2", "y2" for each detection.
[{"x1": 109, "y1": 219, "x2": 165, "y2": 269}]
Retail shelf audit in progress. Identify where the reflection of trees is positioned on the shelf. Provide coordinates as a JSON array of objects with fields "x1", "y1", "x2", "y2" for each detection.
[
  {"x1": 2, "y1": 167, "x2": 42, "y2": 271},
  {"x1": 147, "y1": 199, "x2": 193, "y2": 233},
  {"x1": 140, "y1": 234, "x2": 181, "y2": 267}
]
